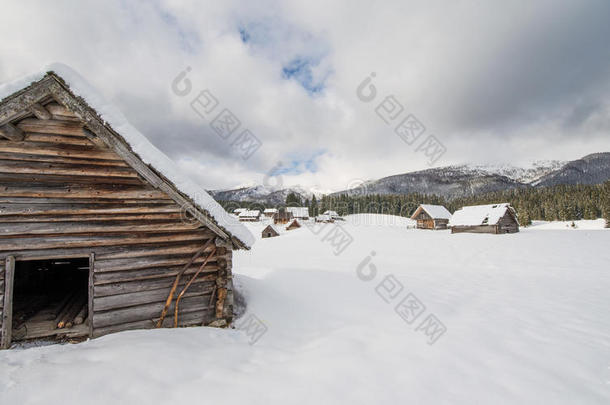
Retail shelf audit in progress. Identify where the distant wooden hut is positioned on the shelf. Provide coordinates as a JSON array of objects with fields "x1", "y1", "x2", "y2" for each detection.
[
  {"x1": 316, "y1": 214, "x2": 334, "y2": 223},
  {"x1": 273, "y1": 209, "x2": 293, "y2": 225},
  {"x1": 286, "y1": 219, "x2": 301, "y2": 230},
  {"x1": 263, "y1": 208, "x2": 277, "y2": 218},
  {"x1": 287, "y1": 207, "x2": 309, "y2": 220},
  {"x1": 0, "y1": 66, "x2": 253, "y2": 349},
  {"x1": 238, "y1": 210, "x2": 260, "y2": 222},
  {"x1": 322, "y1": 210, "x2": 342, "y2": 220},
  {"x1": 449, "y1": 203, "x2": 519, "y2": 234},
  {"x1": 410, "y1": 204, "x2": 452, "y2": 230},
  {"x1": 261, "y1": 225, "x2": 280, "y2": 238}
]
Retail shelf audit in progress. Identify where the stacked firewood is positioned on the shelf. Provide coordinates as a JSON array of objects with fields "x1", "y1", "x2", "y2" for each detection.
[{"x1": 55, "y1": 292, "x2": 87, "y2": 329}]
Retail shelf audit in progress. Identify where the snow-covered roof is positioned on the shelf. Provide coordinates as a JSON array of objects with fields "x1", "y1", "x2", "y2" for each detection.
[
  {"x1": 234, "y1": 208, "x2": 248, "y2": 214},
  {"x1": 238, "y1": 210, "x2": 260, "y2": 218},
  {"x1": 263, "y1": 208, "x2": 278, "y2": 213},
  {"x1": 287, "y1": 207, "x2": 309, "y2": 218},
  {"x1": 412, "y1": 204, "x2": 452, "y2": 220},
  {"x1": 262, "y1": 224, "x2": 280, "y2": 234},
  {"x1": 317, "y1": 214, "x2": 332, "y2": 221},
  {"x1": 323, "y1": 210, "x2": 340, "y2": 218},
  {"x1": 0, "y1": 64, "x2": 255, "y2": 249},
  {"x1": 449, "y1": 203, "x2": 516, "y2": 226}
]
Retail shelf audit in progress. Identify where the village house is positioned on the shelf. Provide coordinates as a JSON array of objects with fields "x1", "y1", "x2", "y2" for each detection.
[
  {"x1": 238, "y1": 210, "x2": 261, "y2": 222},
  {"x1": 287, "y1": 206, "x2": 310, "y2": 220},
  {"x1": 273, "y1": 209, "x2": 294, "y2": 225},
  {"x1": 0, "y1": 65, "x2": 254, "y2": 349},
  {"x1": 410, "y1": 204, "x2": 452, "y2": 230},
  {"x1": 261, "y1": 224, "x2": 280, "y2": 238},
  {"x1": 322, "y1": 210, "x2": 342, "y2": 220},
  {"x1": 315, "y1": 214, "x2": 334, "y2": 223},
  {"x1": 286, "y1": 219, "x2": 301, "y2": 230},
  {"x1": 449, "y1": 203, "x2": 519, "y2": 234},
  {"x1": 263, "y1": 208, "x2": 277, "y2": 218}
]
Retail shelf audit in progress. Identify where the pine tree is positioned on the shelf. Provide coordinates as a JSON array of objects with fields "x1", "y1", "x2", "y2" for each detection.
[{"x1": 285, "y1": 192, "x2": 302, "y2": 206}]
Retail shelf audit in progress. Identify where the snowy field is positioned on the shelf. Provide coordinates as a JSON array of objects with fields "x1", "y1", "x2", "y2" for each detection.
[{"x1": 1, "y1": 215, "x2": 610, "y2": 404}]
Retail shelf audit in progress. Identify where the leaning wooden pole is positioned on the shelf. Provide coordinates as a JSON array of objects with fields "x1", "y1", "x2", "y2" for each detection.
[
  {"x1": 173, "y1": 247, "x2": 217, "y2": 328},
  {"x1": 156, "y1": 239, "x2": 214, "y2": 328}
]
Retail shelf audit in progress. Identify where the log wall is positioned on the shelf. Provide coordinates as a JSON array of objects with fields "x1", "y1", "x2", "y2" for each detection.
[{"x1": 0, "y1": 100, "x2": 235, "y2": 345}]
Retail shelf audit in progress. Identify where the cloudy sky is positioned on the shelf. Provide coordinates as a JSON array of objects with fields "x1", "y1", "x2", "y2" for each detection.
[{"x1": 1, "y1": 0, "x2": 609, "y2": 192}]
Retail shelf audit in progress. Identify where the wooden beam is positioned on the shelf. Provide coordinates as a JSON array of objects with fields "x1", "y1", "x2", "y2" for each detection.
[
  {"x1": 1, "y1": 256, "x2": 14, "y2": 349},
  {"x1": 0, "y1": 123, "x2": 25, "y2": 141},
  {"x1": 89, "y1": 253, "x2": 94, "y2": 337},
  {"x1": 29, "y1": 103, "x2": 52, "y2": 120}
]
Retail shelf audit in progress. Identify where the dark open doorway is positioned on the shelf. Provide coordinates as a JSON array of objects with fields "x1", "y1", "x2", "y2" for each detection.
[{"x1": 11, "y1": 258, "x2": 90, "y2": 342}]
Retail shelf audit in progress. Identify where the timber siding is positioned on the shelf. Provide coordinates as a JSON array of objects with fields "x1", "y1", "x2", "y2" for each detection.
[{"x1": 0, "y1": 72, "x2": 245, "y2": 348}]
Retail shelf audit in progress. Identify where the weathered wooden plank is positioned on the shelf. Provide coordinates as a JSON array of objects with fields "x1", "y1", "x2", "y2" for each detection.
[
  {"x1": 0, "y1": 141, "x2": 119, "y2": 160},
  {"x1": 1, "y1": 256, "x2": 14, "y2": 349},
  {"x1": 17, "y1": 118, "x2": 86, "y2": 136},
  {"x1": 94, "y1": 283, "x2": 214, "y2": 312},
  {"x1": 92, "y1": 295, "x2": 210, "y2": 328},
  {"x1": 92, "y1": 309, "x2": 214, "y2": 338},
  {"x1": 0, "y1": 203, "x2": 179, "y2": 216},
  {"x1": 24, "y1": 133, "x2": 94, "y2": 146},
  {"x1": 0, "y1": 123, "x2": 25, "y2": 141},
  {"x1": 0, "y1": 220, "x2": 201, "y2": 237},
  {"x1": 45, "y1": 102, "x2": 78, "y2": 119},
  {"x1": 0, "y1": 184, "x2": 168, "y2": 200},
  {"x1": 0, "y1": 232, "x2": 207, "y2": 252},
  {"x1": 0, "y1": 212, "x2": 183, "y2": 223},
  {"x1": 94, "y1": 253, "x2": 225, "y2": 273},
  {"x1": 0, "y1": 151, "x2": 129, "y2": 167},
  {"x1": 0, "y1": 159, "x2": 139, "y2": 178},
  {"x1": 0, "y1": 173, "x2": 143, "y2": 186},
  {"x1": 29, "y1": 103, "x2": 52, "y2": 120},
  {"x1": 94, "y1": 274, "x2": 215, "y2": 297},
  {"x1": 95, "y1": 241, "x2": 213, "y2": 260},
  {"x1": 0, "y1": 197, "x2": 173, "y2": 205},
  {"x1": 94, "y1": 264, "x2": 220, "y2": 285},
  {"x1": 89, "y1": 253, "x2": 94, "y2": 337}
]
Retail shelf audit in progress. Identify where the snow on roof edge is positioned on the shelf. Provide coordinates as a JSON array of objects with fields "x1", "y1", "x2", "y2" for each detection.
[{"x1": 0, "y1": 63, "x2": 255, "y2": 248}]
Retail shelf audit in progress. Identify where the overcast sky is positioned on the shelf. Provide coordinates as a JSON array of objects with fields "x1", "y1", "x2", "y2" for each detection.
[{"x1": 1, "y1": 0, "x2": 609, "y2": 192}]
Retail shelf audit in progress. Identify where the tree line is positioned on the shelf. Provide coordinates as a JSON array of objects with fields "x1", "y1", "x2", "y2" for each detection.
[{"x1": 217, "y1": 181, "x2": 610, "y2": 227}]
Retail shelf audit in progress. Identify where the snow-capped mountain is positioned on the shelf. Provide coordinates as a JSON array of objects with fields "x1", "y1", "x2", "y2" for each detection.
[
  {"x1": 208, "y1": 185, "x2": 312, "y2": 205},
  {"x1": 210, "y1": 153, "x2": 610, "y2": 203},
  {"x1": 331, "y1": 153, "x2": 609, "y2": 199}
]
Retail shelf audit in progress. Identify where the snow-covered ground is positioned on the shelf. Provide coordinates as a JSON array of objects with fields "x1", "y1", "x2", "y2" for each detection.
[{"x1": 1, "y1": 215, "x2": 610, "y2": 404}]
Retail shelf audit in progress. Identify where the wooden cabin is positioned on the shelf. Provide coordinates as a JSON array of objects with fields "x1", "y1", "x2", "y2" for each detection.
[
  {"x1": 0, "y1": 66, "x2": 254, "y2": 349},
  {"x1": 261, "y1": 225, "x2": 280, "y2": 238},
  {"x1": 273, "y1": 209, "x2": 293, "y2": 225},
  {"x1": 263, "y1": 208, "x2": 277, "y2": 218},
  {"x1": 286, "y1": 207, "x2": 309, "y2": 220},
  {"x1": 449, "y1": 203, "x2": 519, "y2": 234},
  {"x1": 315, "y1": 214, "x2": 334, "y2": 223},
  {"x1": 322, "y1": 210, "x2": 341, "y2": 220},
  {"x1": 286, "y1": 219, "x2": 301, "y2": 231},
  {"x1": 410, "y1": 204, "x2": 452, "y2": 230},
  {"x1": 238, "y1": 210, "x2": 260, "y2": 222}
]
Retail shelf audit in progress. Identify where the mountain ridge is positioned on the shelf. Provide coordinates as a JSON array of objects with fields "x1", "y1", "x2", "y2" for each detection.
[{"x1": 210, "y1": 152, "x2": 610, "y2": 203}]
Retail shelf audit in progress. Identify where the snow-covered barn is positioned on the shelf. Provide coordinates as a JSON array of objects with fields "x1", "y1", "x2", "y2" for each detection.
[
  {"x1": 449, "y1": 203, "x2": 519, "y2": 234},
  {"x1": 0, "y1": 65, "x2": 254, "y2": 349},
  {"x1": 322, "y1": 210, "x2": 341, "y2": 220},
  {"x1": 316, "y1": 214, "x2": 334, "y2": 223},
  {"x1": 287, "y1": 207, "x2": 310, "y2": 220},
  {"x1": 286, "y1": 219, "x2": 301, "y2": 230},
  {"x1": 261, "y1": 224, "x2": 280, "y2": 238},
  {"x1": 238, "y1": 210, "x2": 261, "y2": 222},
  {"x1": 273, "y1": 209, "x2": 293, "y2": 225},
  {"x1": 410, "y1": 204, "x2": 452, "y2": 230},
  {"x1": 263, "y1": 208, "x2": 277, "y2": 218}
]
